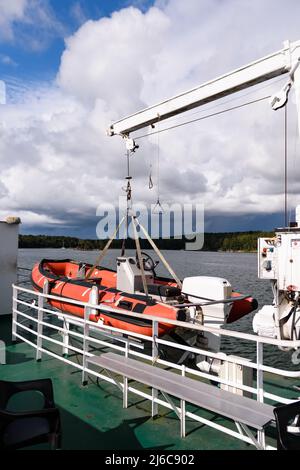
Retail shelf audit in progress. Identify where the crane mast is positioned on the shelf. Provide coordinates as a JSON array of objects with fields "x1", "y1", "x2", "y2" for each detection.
[{"x1": 108, "y1": 40, "x2": 300, "y2": 140}]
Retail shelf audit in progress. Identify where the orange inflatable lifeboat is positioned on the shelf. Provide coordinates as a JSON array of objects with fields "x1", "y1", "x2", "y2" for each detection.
[
  {"x1": 31, "y1": 259, "x2": 186, "y2": 337},
  {"x1": 31, "y1": 259, "x2": 257, "y2": 337}
]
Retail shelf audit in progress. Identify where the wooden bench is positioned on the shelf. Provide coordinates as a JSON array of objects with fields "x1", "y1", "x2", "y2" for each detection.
[{"x1": 87, "y1": 352, "x2": 275, "y2": 449}]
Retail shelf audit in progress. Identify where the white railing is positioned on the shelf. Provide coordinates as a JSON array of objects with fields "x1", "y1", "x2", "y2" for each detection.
[{"x1": 11, "y1": 282, "x2": 300, "y2": 449}]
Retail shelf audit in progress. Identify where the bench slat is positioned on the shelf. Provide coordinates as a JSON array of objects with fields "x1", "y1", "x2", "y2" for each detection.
[{"x1": 88, "y1": 352, "x2": 274, "y2": 430}]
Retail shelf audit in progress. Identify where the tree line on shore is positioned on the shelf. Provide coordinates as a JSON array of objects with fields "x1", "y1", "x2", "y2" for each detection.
[{"x1": 19, "y1": 231, "x2": 274, "y2": 252}]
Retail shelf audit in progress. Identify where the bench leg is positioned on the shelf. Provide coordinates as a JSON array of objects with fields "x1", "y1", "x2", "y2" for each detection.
[
  {"x1": 257, "y1": 429, "x2": 266, "y2": 450},
  {"x1": 238, "y1": 423, "x2": 265, "y2": 450},
  {"x1": 152, "y1": 388, "x2": 158, "y2": 417}
]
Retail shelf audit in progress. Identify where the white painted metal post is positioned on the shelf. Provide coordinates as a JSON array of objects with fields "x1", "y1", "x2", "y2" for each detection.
[
  {"x1": 12, "y1": 285, "x2": 17, "y2": 342},
  {"x1": 82, "y1": 305, "x2": 89, "y2": 386},
  {"x1": 181, "y1": 365, "x2": 186, "y2": 438},
  {"x1": 63, "y1": 320, "x2": 70, "y2": 357},
  {"x1": 256, "y1": 341, "x2": 264, "y2": 403},
  {"x1": 151, "y1": 388, "x2": 158, "y2": 418},
  {"x1": 152, "y1": 320, "x2": 159, "y2": 417},
  {"x1": 36, "y1": 281, "x2": 48, "y2": 361},
  {"x1": 152, "y1": 320, "x2": 159, "y2": 362},
  {"x1": 82, "y1": 286, "x2": 98, "y2": 385},
  {"x1": 256, "y1": 341, "x2": 266, "y2": 449},
  {"x1": 123, "y1": 341, "x2": 129, "y2": 408},
  {"x1": 258, "y1": 428, "x2": 266, "y2": 450}
]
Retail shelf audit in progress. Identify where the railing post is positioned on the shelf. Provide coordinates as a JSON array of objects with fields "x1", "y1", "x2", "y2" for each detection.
[
  {"x1": 152, "y1": 320, "x2": 159, "y2": 362},
  {"x1": 123, "y1": 341, "x2": 129, "y2": 408},
  {"x1": 12, "y1": 285, "x2": 17, "y2": 342},
  {"x1": 63, "y1": 320, "x2": 70, "y2": 357},
  {"x1": 82, "y1": 286, "x2": 98, "y2": 386},
  {"x1": 36, "y1": 280, "x2": 48, "y2": 361},
  {"x1": 256, "y1": 340, "x2": 266, "y2": 448},
  {"x1": 82, "y1": 306, "x2": 89, "y2": 386},
  {"x1": 152, "y1": 320, "x2": 159, "y2": 417},
  {"x1": 181, "y1": 365, "x2": 186, "y2": 438},
  {"x1": 256, "y1": 341, "x2": 264, "y2": 403}
]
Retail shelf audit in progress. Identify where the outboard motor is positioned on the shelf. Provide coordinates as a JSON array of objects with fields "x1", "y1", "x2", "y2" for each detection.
[{"x1": 182, "y1": 276, "x2": 233, "y2": 367}]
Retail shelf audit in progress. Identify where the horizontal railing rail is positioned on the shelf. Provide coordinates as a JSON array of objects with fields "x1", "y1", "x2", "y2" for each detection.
[{"x1": 13, "y1": 283, "x2": 300, "y2": 349}]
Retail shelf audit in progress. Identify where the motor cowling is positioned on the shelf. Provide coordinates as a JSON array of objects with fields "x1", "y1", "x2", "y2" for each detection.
[{"x1": 182, "y1": 276, "x2": 232, "y2": 322}]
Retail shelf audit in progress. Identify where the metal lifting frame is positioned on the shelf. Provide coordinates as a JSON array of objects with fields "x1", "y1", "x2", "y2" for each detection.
[
  {"x1": 108, "y1": 39, "x2": 300, "y2": 140},
  {"x1": 84, "y1": 212, "x2": 182, "y2": 290}
]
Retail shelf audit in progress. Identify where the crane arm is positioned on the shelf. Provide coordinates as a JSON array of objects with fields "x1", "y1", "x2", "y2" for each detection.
[{"x1": 108, "y1": 40, "x2": 300, "y2": 138}]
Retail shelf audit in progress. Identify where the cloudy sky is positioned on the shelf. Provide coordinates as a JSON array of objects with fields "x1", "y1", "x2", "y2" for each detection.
[{"x1": 0, "y1": 0, "x2": 300, "y2": 237}]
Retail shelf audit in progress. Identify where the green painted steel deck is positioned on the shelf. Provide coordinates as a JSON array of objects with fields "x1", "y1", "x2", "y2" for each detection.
[{"x1": 0, "y1": 315, "x2": 298, "y2": 450}]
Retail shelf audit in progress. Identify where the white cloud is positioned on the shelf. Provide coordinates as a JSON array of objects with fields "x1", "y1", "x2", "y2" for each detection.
[
  {"x1": 0, "y1": 0, "x2": 27, "y2": 41},
  {"x1": 0, "y1": 0, "x2": 65, "y2": 48},
  {"x1": 1, "y1": 0, "x2": 300, "y2": 233},
  {"x1": 0, "y1": 54, "x2": 17, "y2": 66},
  {"x1": 70, "y1": 1, "x2": 87, "y2": 26}
]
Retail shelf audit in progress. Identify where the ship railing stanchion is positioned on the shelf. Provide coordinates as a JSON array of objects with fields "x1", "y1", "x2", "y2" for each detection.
[
  {"x1": 63, "y1": 319, "x2": 70, "y2": 358},
  {"x1": 82, "y1": 286, "x2": 98, "y2": 386},
  {"x1": 256, "y1": 341, "x2": 264, "y2": 403},
  {"x1": 181, "y1": 365, "x2": 186, "y2": 438},
  {"x1": 151, "y1": 320, "x2": 159, "y2": 418},
  {"x1": 123, "y1": 341, "x2": 129, "y2": 408},
  {"x1": 36, "y1": 280, "x2": 48, "y2": 361},
  {"x1": 82, "y1": 305, "x2": 89, "y2": 386},
  {"x1": 12, "y1": 285, "x2": 17, "y2": 342}
]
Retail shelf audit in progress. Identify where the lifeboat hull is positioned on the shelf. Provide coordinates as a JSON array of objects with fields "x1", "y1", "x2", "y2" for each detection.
[
  {"x1": 31, "y1": 259, "x2": 258, "y2": 337},
  {"x1": 31, "y1": 259, "x2": 182, "y2": 337}
]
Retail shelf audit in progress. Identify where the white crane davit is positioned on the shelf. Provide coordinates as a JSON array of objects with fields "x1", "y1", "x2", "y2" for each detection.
[{"x1": 108, "y1": 39, "x2": 300, "y2": 143}]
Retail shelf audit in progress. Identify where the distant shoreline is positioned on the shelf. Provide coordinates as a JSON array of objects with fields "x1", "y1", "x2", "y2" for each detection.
[
  {"x1": 18, "y1": 247, "x2": 258, "y2": 253},
  {"x1": 19, "y1": 231, "x2": 273, "y2": 253}
]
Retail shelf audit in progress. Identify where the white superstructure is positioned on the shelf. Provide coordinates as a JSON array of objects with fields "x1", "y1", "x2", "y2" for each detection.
[{"x1": 0, "y1": 217, "x2": 20, "y2": 315}]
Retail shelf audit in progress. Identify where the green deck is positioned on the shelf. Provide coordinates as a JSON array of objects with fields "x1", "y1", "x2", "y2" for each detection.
[{"x1": 0, "y1": 315, "x2": 298, "y2": 450}]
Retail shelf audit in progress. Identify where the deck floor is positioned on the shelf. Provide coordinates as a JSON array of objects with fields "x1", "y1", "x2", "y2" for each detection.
[{"x1": 0, "y1": 314, "x2": 297, "y2": 450}]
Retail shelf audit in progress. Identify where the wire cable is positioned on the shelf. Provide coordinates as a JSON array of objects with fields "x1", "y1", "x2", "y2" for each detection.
[
  {"x1": 134, "y1": 95, "x2": 271, "y2": 141},
  {"x1": 284, "y1": 104, "x2": 288, "y2": 227}
]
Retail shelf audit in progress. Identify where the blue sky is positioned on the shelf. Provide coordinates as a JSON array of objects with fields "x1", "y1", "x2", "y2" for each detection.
[{"x1": 0, "y1": 1, "x2": 155, "y2": 85}]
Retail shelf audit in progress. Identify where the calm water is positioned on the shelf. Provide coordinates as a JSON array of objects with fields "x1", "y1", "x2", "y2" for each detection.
[{"x1": 18, "y1": 248, "x2": 299, "y2": 370}]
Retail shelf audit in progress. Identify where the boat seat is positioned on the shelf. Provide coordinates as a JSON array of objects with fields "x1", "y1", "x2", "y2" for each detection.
[
  {"x1": 146, "y1": 284, "x2": 181, "y2": 298},
  {"x1": 87, "y1": 352, "x2": 275, "y2": 449}
]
